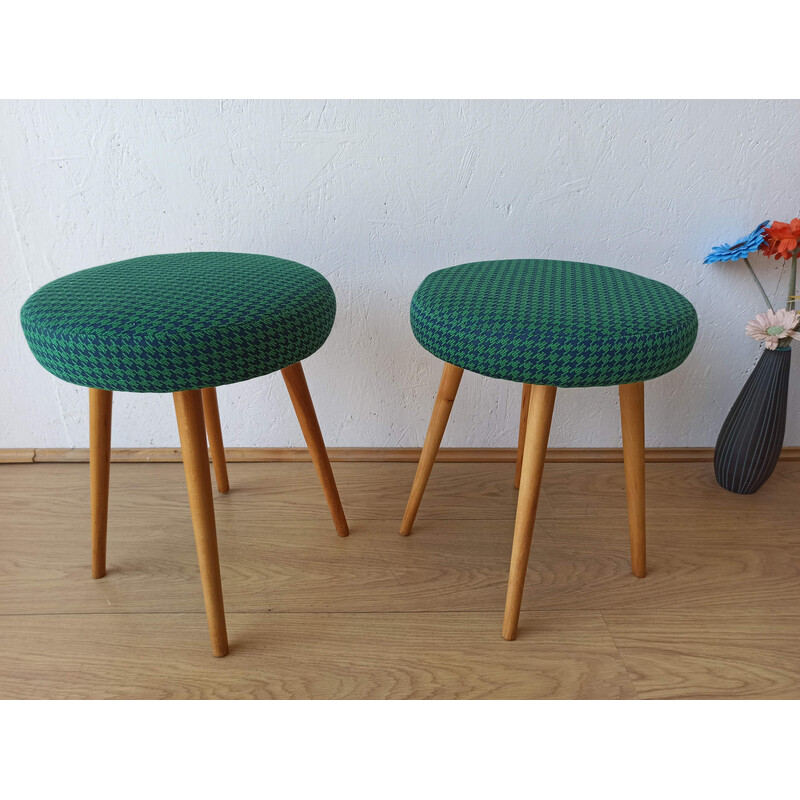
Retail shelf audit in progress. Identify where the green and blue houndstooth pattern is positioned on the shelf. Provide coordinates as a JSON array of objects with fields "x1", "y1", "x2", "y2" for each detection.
[
  {"x1": 410, "y1": 259, "x2": 697, "y2": 388},
  {"x1": 20, "y1": 252, "x2": 337, "y2": 393}
]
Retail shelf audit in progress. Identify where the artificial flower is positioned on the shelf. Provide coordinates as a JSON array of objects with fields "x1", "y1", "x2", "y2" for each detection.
[
  {"x1": 745, "y1": 308, "x2": 800, "y2": 350},
  {"x1": 704, "y1": 221, "x2": 769, "y2": 264},
  {"x1": 761, "y1": 218, "x2": 800, "y2": 260}
]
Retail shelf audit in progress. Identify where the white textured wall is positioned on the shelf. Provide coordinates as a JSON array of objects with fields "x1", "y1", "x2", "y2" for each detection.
[{"x1": 2, "y1": 99, "x2": 799, "y2": 449}]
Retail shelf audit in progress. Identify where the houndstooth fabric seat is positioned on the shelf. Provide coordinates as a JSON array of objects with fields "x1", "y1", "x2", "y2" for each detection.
[
  {"x1": 410, "y1": 259, "x2": 698, "y2": 388},
  {"x1": 20, "y1": 252, "x2": 337, "y2": 393}
]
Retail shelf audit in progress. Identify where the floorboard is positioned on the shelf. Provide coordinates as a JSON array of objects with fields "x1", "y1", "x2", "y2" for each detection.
[
  {"x1": 0, "y1": 611, "x2": 634, "y2": 699},
  {"x1": 602, "y1": 612, "x2": 800, "y2": 699},
  {"x1": 1, "y1": 460, "x2": 798, "y2": 699}
]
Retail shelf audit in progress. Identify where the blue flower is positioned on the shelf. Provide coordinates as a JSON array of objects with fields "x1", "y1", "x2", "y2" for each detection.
[{"x1": 704, "y1": 221, "x2": 770, "y2": 263}]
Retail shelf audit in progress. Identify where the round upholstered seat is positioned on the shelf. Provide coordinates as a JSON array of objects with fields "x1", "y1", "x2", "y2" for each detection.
[
  {"x1": 410, "y1": 259, "x2": 698, "y2": 388},
  {"x1": 20, "y1": 252, "x2": 336, "y2": 393}
]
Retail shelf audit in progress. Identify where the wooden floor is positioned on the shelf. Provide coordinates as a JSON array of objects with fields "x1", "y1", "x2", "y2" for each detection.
[{"x1": 1, "y1": 459, "x2": 799, "y2": 699}]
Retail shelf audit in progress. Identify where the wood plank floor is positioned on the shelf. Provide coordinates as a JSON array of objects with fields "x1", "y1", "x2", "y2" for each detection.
[{"x1": 1, "y1": 460, "x2": 798, "y2": 699}]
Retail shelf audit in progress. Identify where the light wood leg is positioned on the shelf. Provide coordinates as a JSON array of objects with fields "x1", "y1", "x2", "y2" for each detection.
[
  {"x1": 619, "y1": 382, "x2": 646, "y2": 578},
  {"x1": 281, "y1": 362, "x2": 349, "y2": 537},
  {"x1": 400, "y1": 362, "x2": 464, "y2": 535},
  {"x1": 514, "y1": 383, "x2": 532, "y2": 489},
  {"x1": 90, "y1": 388, "x2": 113, "y2": 579},
  {"x1": 502, "y1": 384, "x2": 556, "y2": 641},
  {"x1": 174, "y1": 390, "x2": 229, "y2": 657},
  {"x1": 201, "y1": 387, "x2": 230, "y2": 493}
]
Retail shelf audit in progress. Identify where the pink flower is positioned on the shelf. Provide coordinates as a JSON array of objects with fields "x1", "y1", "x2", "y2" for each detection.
[{"x1": 745, "y1": 308, "x2": 800, "y2": 350}]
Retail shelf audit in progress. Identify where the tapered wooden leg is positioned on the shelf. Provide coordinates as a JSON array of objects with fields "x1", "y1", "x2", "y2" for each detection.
[
  {"x1": 90, "y1": 388, "x2": 113, "y2": 579},
  {"x1": 174, "y1": 390, "x2": 229, "y2": 657},
  {"x1": 619, "y1": 382, "x2": 646, "y2": 578},
  {"x1": 201, "y1": 387, "x2": 230, "y2": 494},
  {"x1": 281, "y1": 362, "x2": 349, "y2": 537},
  {"x1": 400, "y1": 362, "x2": 464, "y2": 535},
  {"x1": 502, "y1": 384, "x2": 556, "y2": 641},
  {"x1": 514, "y1": 383, "x2": 532, "y2": 489}
]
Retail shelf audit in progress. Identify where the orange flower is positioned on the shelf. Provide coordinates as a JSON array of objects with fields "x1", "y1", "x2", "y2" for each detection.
[{"x1": 761, "y1": 218, "x2": 800, "y2": 260}]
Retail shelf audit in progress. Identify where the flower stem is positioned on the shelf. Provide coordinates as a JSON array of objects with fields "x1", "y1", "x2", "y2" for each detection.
[
  {"x1": 743, "y1": 257, "x2": 774, "y2": 312},
  {"x1": 787, "y1": 252, "x2": 798, "y2": 311}
]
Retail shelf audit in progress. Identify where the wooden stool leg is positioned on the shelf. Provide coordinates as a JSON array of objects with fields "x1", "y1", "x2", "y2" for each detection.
[
  {"x1": 281, "y1": 362, "x2": 349, "y2": 537},
  {"x1": 514, "y1": 383, "x2": 532, "y2": 489},
  {"x1": 201, "y1": 387, "x2": 230, "y2": 493},
  {"x1": 502, "y1": 384, "x2": 556, "y2": 641},
  {"x1": 174, "y1": 390, "x2": 229, "y2": 657},
  {"x1": 619, "y1": 382, "x2": 646, "y2": 578},
  {"x1": 400, "y1": 362, "x2": 464, "y2": 535},
  {"x1": 90, "y1": 388, "x2": 113, "y2": 579}
]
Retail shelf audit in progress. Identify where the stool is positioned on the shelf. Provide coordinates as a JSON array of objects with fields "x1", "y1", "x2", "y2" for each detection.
[
  {"x1": 400, "y1": 259, "x2": 697, "y2": 639},
  {"x1": 20, "y1": 252, "x2": 349, "y2": 656}
]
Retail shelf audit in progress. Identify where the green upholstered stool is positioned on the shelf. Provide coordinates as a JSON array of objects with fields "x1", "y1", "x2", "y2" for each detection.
[
  {"x1": 21, "y1": 252, "x2": 349, "y2": 656},
  {"x1": 400, "y1": 259, "x2": 697, "y2": 640}
]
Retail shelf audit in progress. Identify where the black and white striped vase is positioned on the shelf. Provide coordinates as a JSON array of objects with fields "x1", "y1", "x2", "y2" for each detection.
[{"x1": 714, "y1": 347, "x2": 791, "y2": 494}]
